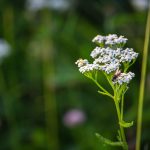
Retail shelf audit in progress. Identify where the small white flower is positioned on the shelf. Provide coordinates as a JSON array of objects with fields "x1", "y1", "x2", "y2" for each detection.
[
  {"x1": 114, "y1": 36, "x2": 128, "y2": 44},
  {"x1": 92, "y1": 34, "x2": 128, "y2": 46},
  {"x1": 105, "y1": 34, "x2": 117, "y2": 45},
  {"x1": 79, "y1": 64, "x2": 100, "y2": 74},
  {"x1": 93, "y1": 55, "x2": 110, "y2": 64},
  {"x1": 90, "y1": 47, "x2": 104, "y2": 58},
  {"x1": 75, "y1": 58, "x2": 89, "y2": 67},
  {"x1": 106, "y1": 34, "x2": 118, "y2": 39},
  {"x1": 113, "y1": 72, "x2": 135, "y2": 85},
  {"x1": 92, "y1": 35, "x2": 105, "y2": 44},
  {"x1": 99, "y1": 62, "x2": 120, "y2": 74},
  {"x1": 111, "y1": 48, "x2": 122, "y2": 57},
  {"x1": 105, "y1": 34, "x2": 128, "y2": 45},
  {"x1": 120, "y1": 48, "x2": 138, "y2": 62},
  {"x1": 92, "y1": 47, "x2": 120, "y2": 69}
]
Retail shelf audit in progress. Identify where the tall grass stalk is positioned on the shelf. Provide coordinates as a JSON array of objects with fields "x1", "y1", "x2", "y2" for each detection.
[
  {"x1": 2, "y1": 6, "x2": 21, "y2": 150},
  {"x1": 136, "y1": 6, "x2": 150, "y2": 150},
  {"x1": 41, "y1": 10, "x2": 59, "y2": 150}
]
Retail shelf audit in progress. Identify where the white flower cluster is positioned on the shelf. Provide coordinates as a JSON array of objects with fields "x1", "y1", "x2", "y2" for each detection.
[
  {"x1": 75, "y1": 59, "x2": 99, "y2": 74},
  {"x1": 92, "y1": 35, "x2": 105, "y2": 44},
  {"x1": 75, "y1": 59, "x2": 89, "y2": 67},
  {"x1": 79, "y1": 63, "x2": 100, "y2": 74},
  {"x1": 91, "y1": 47, "x2": 121, "y2": 59},
  {"x1": 92, "y1": 34, "x2": 128, "y2": 46},
  {"x1": 99, "y1": 62, "x2": 120, "y2": 74},
  {"x1": 120, "y1": 48, "x2": 138, "y2": 62},
  {"x1": 113, "y1": 72, "x2": 135, "y2": 85},
  {"x1": 76, "y1": 34, "x2": 138, "y2": 85},
  {"x1": 91, "y1": 47, "x2": 138, "y2": 65}
]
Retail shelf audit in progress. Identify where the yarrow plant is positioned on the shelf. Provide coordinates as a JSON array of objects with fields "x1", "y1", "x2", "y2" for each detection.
[{"x1": 75, "y1": 34, "x2": 138, "y2": 150}]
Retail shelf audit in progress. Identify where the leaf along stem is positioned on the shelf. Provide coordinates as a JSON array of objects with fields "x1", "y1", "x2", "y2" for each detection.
[
  {"x1": 91, "y1": 77, "x2": 114, "y2": 99},
  {"x1": 96, "y1": 133, "x2": 124, "y2": 147}
]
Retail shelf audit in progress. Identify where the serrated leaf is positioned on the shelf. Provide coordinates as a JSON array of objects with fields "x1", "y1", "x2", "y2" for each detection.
[
  {"x1": 119, "y1": 120, "x2": 134, "y2": 128},
  {"x1": 95, "y1": 133, "x2": 123, "y2": 147}
]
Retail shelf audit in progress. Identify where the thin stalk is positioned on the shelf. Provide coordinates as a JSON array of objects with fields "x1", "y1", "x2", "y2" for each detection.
[
  {"x1": 98, "y1": 90, "x2": 113, "y2": 98},
  {"x1": 0, "y1": 68, "x2": 21, "y2": 150},
  {"x1": 114, "y1": 94, "x2": 128, "y2": 150},
  {"x1": 91, "y1": 78, "x2": 114, "y2": 99},
  {"x1": 136, "y1": 5, "x2": 150, "y2": 150},
  {"x1": 121, "y1": 94, "x2": 124, "y2": 120},
  {"x1": 104, "y1": 73, "x2": 114, "y2": 90},
  {"x1": 2, "y1": 6, "x2": 21, "y2": 150},
  {"x1": 41, "y1": 42, "x2": 59, "y2": 150}
]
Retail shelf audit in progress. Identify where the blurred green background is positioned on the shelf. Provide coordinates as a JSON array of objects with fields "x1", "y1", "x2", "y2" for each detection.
[{"x1": 0, "y1": 0, "x2": 149, "y2": 150}]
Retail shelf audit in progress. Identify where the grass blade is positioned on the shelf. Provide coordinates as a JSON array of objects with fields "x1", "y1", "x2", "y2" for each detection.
[{"x1": 136, "y1": 4, "x2": 150, "y2": 150}]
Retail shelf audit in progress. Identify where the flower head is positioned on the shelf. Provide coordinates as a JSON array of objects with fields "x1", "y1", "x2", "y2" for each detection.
[
  {"x1": 105, "y1": 34, "x2": 128, "y2": 46},
  {"x1": 92, "y1": 35, "x2": 105, "y2": 44},
  {"x1": 92, "y1": 34, "x2": 128, "y2": 46},
  {"x1": 113, "y1": 72, "x2": 135, "y2": 85},
  {"x1": 120, "y1": 48, "x2": 138, "y2": 63},
  {"x1": 76, "y1": 34, "x2": 138, "y2": 85},
  {"x1": 75, "y1": 58, "x2": 89, "y2": 67},
  {"x1": 79, "y1": 63, "x2": 100, "y2": 74}
]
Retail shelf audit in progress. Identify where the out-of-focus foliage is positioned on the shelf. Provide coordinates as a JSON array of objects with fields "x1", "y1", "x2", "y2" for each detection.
[{"x1": 0, "y1": 0, "x2": 149, "y2": 150}]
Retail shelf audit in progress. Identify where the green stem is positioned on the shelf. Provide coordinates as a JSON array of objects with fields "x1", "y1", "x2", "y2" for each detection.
[
  {"x1": 136, "y1": 6, "x2": 150, "y2": 150},
  {"x1": 40, "y1": 10, "x2": 59, "y2": 150},
  {"x1": 97, "y1": 90, "x2": 113, "y2": 99},
  {"x1": 121, "y1": 94, "x2": 124, "y2": 120},
  {"x1": 114, "y1": 95, "x2": 128, "y2": 150},
  {"x1": 91, "y1": 78, "x2": 113, "y2": 99},
  {"x1": 103, "y1": 73, "x2": 114, "y2": 90}
]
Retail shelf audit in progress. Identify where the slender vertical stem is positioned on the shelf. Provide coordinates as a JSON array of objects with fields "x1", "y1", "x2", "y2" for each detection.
[
  {"x1": 136, "y1": 5, "x2": 150, "y2": 150},
  {"x1": 121, "y1": 94, "x2": 124, "y2": 120},
  {"x1": 42, "y1": 41, "x2": 59, "y2": 150},
  {"x1": 104, "y1": 73, "x2": 114, "y2": 90},
  {"x1": 2, "y1": 6, "x2": 21, "y2": 150},
  {"x1": 41, "y1": 10, "x2": 59, "y2": 150},
  {"x1": 114, "y1": 93, "x2": 128, "y2": 150}
]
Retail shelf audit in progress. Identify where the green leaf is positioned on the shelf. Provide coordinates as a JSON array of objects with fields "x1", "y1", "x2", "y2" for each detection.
[
  {"x1": 98, "y1": 91, "x2": 108, "y2": 95},
  {"x1": 95, "y1": 133, "x2": 123, "y2": 147},
  {"x1": 119, "y1": 120, "x2": 134, "y2": 128},
  {"x1": 98, "y1": 90, "x2": 114, "y2": 99}
]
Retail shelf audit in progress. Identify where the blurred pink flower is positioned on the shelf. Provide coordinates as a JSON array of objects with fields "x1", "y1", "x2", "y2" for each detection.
[{"x1": 63, "y1": 109, "x2": 86, "y2": 127}]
